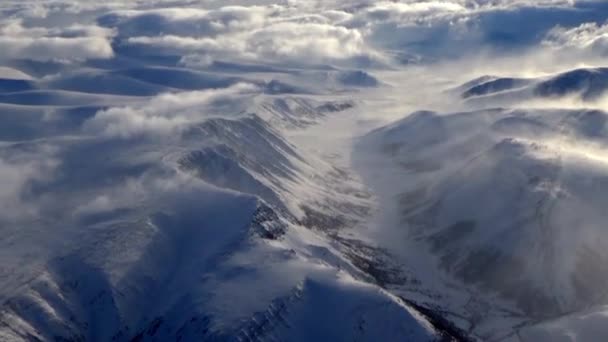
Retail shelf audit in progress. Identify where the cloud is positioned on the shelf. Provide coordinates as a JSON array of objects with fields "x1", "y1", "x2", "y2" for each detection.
[
  {"x1": 1, "y1": 0, "x2": 596, "y2": 65},
  {"x1": 102, "y1": 5, "x2": 383, "y2": 67},
  {"x1": 544, "y1": 21, "x2": 608, "y2": 55},
  {"x1": 128, "y1": 21, "x2": 377, "y2": 65},
  {"x1": 19, "y1": 0, "x2": 588, "y2": 67},
  {"x1": 99, "y1": 6, "x2": 274, "y2": 38},
  {"x1": 0, "y1": 19, "x2": 114, "y2": 61},
  {"x1": 0, "y1": 159, "x2": 37, "y2": 216},
  {"x1": 0, "y1": 36, "x2": 113, "y2": 61},
  {"x1": 84, "y1": 83, "x2": 259, "y2": 138},
  {"x1": 361, "y1": 1, "x2": 466, "y2": 21},
  {"x1": 0, "y1": 146, "x2": 58, "y2": 221}
]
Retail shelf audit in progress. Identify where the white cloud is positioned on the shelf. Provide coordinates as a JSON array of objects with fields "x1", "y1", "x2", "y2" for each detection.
[
  {"x1": 101, "y1": 5, "x2": 274, "y2": 37},
  {"x1": 0, "y1": 19, "x2": 114, "y2": 61},
  {"x1": 100, "y1": 4, "x2": 384, "y2": 66},
  {"x1": 544, "y1": 21, "x2": 608, "y2": 54},
  {"x1": 14, "y1": 0, "x2": 582, "y2": 67},
  {"x1": 0, "y1": 36, "x2": 113, "y2": 61},
  {"x1": 0, "y1": 148, "x2": 58, "y2": 221},
  {"x1": 128, "y1": 21, "x2": 376, "y2": 65},
  {"x1": 249, "y1": 22, "x2": 370, "y2": 60},
  {"x1": 363, "y1": 1, "x2": 466, "y2": 19},
  {"x1": 84, "y1": 83, "x2": 259, "y2": 138}
]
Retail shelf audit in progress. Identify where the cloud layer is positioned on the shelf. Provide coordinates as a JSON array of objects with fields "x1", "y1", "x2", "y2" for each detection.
[{"x1": 1, "y1": 0, "x2": 606, "y2": 66}]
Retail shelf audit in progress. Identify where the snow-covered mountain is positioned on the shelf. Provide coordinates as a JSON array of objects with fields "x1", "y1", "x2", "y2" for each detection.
[
  {"x1": 0, "y1": 84, "x2": 445, "y2": 340},
  {"x1": 0, "y1": 34, "x2": 447, "y2": 340},
  {"x1": 360, "y1": 106, "x2": 608, "y2": 313},
  {"x1": 456, "y1": 68, "x2": 608, "y2": 108},
  {"x1": 351, "y1": 65, "x2": 608, "y2": 341},
  {"x1": 3, "y1": 0, "x2": 608, "y2": 341}
]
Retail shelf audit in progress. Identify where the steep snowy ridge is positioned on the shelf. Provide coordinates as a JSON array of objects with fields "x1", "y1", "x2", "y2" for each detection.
[
  {"x1": 256, "y1": 97, "x2": 355, "y2": 130},
  {"x1": 0, "y1": 89, "x2": 441, "y2": 341},
  {"x1": 0, "y1": 190, "x2": 263, "y2": 341}
]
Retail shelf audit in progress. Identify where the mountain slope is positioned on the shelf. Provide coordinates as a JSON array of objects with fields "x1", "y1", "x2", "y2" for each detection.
[
  {"x1": 458, "y1": 68, "x2": 608, "y2": 107},
  {"x1": 0, "y1": 90, "x2": 442, "y2": 341},
  {"x1": 358, "y1": 107, "x2": 608, "y2": 325}
]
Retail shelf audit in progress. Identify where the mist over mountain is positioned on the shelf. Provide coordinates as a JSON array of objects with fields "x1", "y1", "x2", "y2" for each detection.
[{"x1": 1, "y1": 1, "x2": 608, "y2": 341}]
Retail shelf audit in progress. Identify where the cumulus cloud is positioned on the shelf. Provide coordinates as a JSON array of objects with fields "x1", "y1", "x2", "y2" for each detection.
[
  {"x1": 361, "y1": 1, "x2": 466, "y2": 21},
  {"x1": 365, "y1": 1, "x2": 608, "y2": 64},
  {"x1": 99, "y1": 6, "x2": 274, "y2": 38},
  {"x1": 15, "y1": 0, "x2": 583, "y2": 67},
  {"x1": 0, "y1": 19, "x2": 114, "y2": 61},
  {"x1": 84, "y1": 83, "x2": 258, "y2": 138},
  {"x1": 0, "y1": 36, "x2": 113, "y2": 61},
  {"x1": 128, "y1": 21, "x2": 376, "y2": 65},
  {"x1": 102, "y1": 5, "x2": 383, "y2": 67},
  {"x1": 1, "y1": 0, "x2": 593, "y2": 65},
  {"x1": 544, "y1": 21, "x2": 608, "y2": 54}
]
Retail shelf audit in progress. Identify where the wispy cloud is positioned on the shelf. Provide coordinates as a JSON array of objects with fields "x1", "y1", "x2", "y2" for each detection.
[{"x1": 84, "y1": 83, "x2": 258, "y2": 138}]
